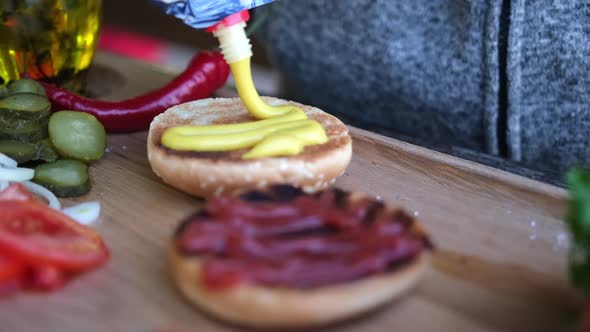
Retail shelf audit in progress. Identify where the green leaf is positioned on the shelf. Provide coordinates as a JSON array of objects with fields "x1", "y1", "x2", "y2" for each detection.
[{"x1": 566, "y1": 167, "x2": 590, "y2": 295}]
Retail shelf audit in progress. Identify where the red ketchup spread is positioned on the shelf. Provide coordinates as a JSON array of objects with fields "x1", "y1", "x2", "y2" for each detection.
[{"x1": 175, "y1": 185, "x2": 433, "y2": 289}]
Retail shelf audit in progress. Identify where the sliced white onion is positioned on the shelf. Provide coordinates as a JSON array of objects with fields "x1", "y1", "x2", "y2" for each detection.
[
  {"x1": 0, "y1": 153, "x2": 101, "y2": 224},
  {"x1": 0, "y1": 167, "x2": 35, "y2": 182},
  {"x1": 22, "y1": 181, "x2": 61, "y2": 210},
  {"x1": 0, "y1": 153, "x2": 17, "y2": 168},
  {"x1": 62, "y1": 202, "x2": 101, "y2": 225}
]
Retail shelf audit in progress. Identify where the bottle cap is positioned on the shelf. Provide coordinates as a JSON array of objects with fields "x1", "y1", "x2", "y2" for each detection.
[{"x1": 206, "y1": 10, "x2": 250, "y2": 33}]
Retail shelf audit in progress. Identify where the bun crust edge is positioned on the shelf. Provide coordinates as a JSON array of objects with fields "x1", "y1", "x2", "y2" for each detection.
[{"x1": 170, "y1": 246, "x2": 430, "y2": 328}]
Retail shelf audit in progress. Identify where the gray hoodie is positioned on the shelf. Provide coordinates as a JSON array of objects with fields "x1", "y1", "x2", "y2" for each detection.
[{"x1": 256, "y1": 0, "x2": 590, "y2": 176}]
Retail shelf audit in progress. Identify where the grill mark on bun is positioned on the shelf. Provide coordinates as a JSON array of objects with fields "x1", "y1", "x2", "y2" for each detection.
[
  {"x1": 331, "y1": 188, "x2": 349, "y2": 208},
  {"x1": 240, "y1": 185, "x2": 307, "y2": 203},
  {"x1": 363, "y1": 201, "x2": 385, "y2": 225},
  {"x1": 240, "y1": 190, "x2": 273, "y2": 202},
  {"x1": 174, "y1": 209, "x2": 209, "y2": 238},
  {"x1": 274, "y1": 225, "x2": 337, "y2": 240},
  {"x1": 270, "y1": 184, "x2": 305, "y2": 202},
  {"x1": 391, "y1": 209, "x2": 415, "y2": 229}
]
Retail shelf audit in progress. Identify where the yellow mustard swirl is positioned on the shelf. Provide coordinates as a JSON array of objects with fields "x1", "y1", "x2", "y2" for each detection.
[{"x1": 161, "y1": 57, "x2": 328, "y2": 159}]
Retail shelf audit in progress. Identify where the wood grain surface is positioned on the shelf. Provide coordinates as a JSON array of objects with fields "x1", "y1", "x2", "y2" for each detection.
[{"x1": 0, "y1": 52, "x2": 580, "y2": 332}]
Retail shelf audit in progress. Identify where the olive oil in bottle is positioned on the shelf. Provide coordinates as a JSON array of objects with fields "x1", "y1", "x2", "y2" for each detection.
[{"x1": 0, "y1": 0, "x2": 102, "y2": 91}]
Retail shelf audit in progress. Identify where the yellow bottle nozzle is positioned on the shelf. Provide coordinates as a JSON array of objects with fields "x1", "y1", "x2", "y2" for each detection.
[
  {"x1": 208, "y1": 10, "x2": 294, "y2": 119},
  {"x1": 206, "y1": 11, "x2": 252, "y2": 64}
]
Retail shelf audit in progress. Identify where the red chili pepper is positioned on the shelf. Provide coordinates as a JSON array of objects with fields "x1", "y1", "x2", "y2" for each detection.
[{"x1": 41, "y1": 51, "x2": 229, "y2": 132}]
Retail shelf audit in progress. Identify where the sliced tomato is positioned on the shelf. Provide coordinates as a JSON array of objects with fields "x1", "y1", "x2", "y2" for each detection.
[
  {"x1": 25, "y1": 265, "x2": 67, "y2": 291},
  {"x1": 0, "y1": 184, "x2": 109, "y2": 272},
  {"x1": 0, "y1": 253, "x2": 24, "y2": 296}
]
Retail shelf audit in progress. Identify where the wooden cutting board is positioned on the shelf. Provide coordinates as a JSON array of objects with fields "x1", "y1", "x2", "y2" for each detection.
[{"x1": 0, "y1": 52, "x2": 580, "y2": 332}]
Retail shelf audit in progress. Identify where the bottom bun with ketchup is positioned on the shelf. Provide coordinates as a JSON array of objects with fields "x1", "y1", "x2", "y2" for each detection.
[
  {"x1": 147, "y1": 97, "x2": 352, "y2": 198},
  {"x1": 170, "y1": 185, "x2": 433, "y2": 328}
]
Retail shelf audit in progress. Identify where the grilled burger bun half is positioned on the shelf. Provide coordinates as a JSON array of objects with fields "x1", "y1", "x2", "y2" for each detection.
[
  {"x1": 170, "y1": 185, "x2": 433, "y2": 328},
  {"x1": 147, "y1": 97, "x2": 352, "y2": 198},
  {"x1": 171, "y1": 252, "x2": 430, "y2": 328}
]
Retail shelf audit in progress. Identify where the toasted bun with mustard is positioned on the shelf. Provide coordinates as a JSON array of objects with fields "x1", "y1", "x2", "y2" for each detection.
[
  {"x1": 147, "y1": 97, "x2": 352, "y2": 198},
  {"x1": 170, "y1": 185, "x2": 433, "y2": 328}
]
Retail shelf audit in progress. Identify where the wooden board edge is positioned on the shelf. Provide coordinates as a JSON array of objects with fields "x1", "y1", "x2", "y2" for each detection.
[{"x1": 349, "y1": 127, "x2": 568, "y2": 200}]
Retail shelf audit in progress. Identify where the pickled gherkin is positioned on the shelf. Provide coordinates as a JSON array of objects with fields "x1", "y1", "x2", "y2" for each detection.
[
  {"x1": 0, "y1": 125, "x2": 48, "y2": 142},
  {"x1": 6, "y1": 79, "x2": 46, "y2": 96},
  {"x1": 35, "y1": 138, "x2": 59, "y2": 162},
  {"x1": 0, "y1": 140, "x2": 37, "y2": 163},
  {"x1": 49, "y1": 111, "x2": 106, "y2": 162},
  {"x1": 0, "y1": 93, "x2": 50, "y2": 120},
  {"x1": 0, "y1": 86, "x2": 51, "y2": 142},
  {"x1": 33, "y1": 159, "x2": 91, "y2": 197}
]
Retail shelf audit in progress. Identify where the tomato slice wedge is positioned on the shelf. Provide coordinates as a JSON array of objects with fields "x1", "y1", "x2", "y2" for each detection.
[
  {"x1": 0, "y1": 253, "x2": 24, "y2": 295},
  {"x1": 0, "y1": 184, "x2": 109, "y2": 272}
]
